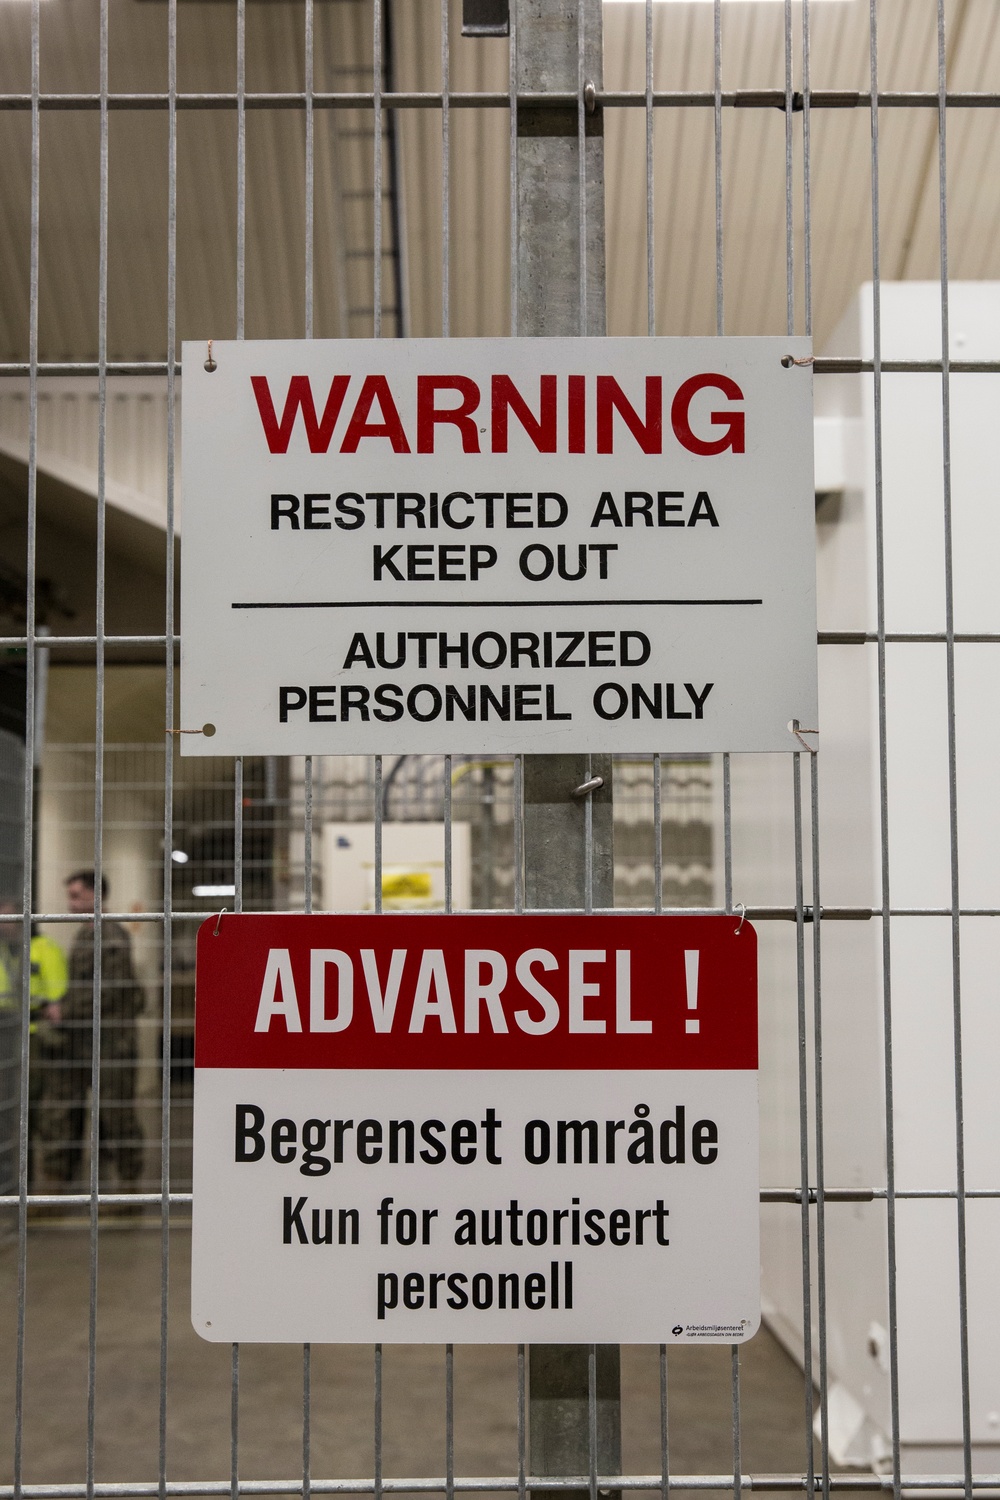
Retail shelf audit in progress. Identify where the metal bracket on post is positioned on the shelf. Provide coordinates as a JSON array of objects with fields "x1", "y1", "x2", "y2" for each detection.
[
  {"x1": 462, "y1": 0, "x2": 509, "y2": 37},
  {"x1": 529, "y1": 1345, "x2": 622, "y2": 1500}
]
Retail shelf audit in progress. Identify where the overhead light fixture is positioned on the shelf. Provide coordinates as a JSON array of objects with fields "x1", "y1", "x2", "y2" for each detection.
[
  {"x1": 171, "y1": 849, "x2": 189, "y2": 865},
  {"x1": 192, "y1": 884, "x2": 236, "y2": 898}
]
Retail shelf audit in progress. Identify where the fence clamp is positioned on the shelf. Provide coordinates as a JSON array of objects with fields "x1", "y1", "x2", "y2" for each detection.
[
  {"x1": 461, "y1": 0, "x2": 508, "y2": 37},
  {"x1": 571, "y1": 775, "x2": 604, "y2": 799}
]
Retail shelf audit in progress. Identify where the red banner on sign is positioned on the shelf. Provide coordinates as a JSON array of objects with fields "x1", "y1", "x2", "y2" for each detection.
[{"x1": 195, "y1": 914, "x2": 756, "y2": 1071}]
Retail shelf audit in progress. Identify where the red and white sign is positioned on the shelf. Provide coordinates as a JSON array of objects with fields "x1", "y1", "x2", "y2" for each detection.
[
  {"x1": 192, "y1": 913, "x2": 759, "y2": 1343},
  {"x1": 180, "y1": 336, "x2": 816, "y2": 756}
]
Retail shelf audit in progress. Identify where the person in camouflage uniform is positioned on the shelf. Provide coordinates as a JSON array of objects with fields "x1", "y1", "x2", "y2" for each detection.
[{"x1": 39, "y1": 870, "x2": 144, "y2": 1188}]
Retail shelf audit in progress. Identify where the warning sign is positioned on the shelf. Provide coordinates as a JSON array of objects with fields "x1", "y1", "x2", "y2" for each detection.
[
  {"x1": 191, "y1": 913, "x2": 760, "y2": 1344},
  {"x1": 180, "y1": 336, "x2": 816, "y2": 756}
]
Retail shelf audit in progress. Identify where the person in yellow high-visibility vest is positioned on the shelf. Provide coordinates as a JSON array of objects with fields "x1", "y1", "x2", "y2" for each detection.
[
  {"x1": 0, "y1": 899, "x2": 19, "y2": 1003},
  {"x1": 28, "y1": 926, "x2": 69, "y2": 1185},
  {"x1": 30, "y1": 929, "x2": 69, "y2": 1016},
  {"x1": 0, "y1": 950, "x2": 14, "y2": 1007},
  {"x1": 0, "y1": 907, "x2": 66, "y2": 1185},
  {"x1": 0, "y1": 917, "x2": 66, "y2": 1021}
]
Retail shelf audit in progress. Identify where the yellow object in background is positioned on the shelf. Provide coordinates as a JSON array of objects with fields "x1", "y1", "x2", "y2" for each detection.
[
  {"x1": 381, "y1": 868, "x2": 434, "y2": 906},
  {"x1": 31, "y1": 934, "x2": 69, "y2": 1005}
]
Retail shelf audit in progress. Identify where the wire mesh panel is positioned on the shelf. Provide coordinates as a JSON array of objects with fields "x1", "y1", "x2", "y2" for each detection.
[
  {"x1": 0, "y1": 727, "x2": 24, "y2": 1233},
  {"x1": 2, "y1": 0, "x2": 1000, "y2": 1498}
]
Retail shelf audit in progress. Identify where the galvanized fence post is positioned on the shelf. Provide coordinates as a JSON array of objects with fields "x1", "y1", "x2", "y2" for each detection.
[{"x1": 513, "y1": 1, "x2": 621, "y2": 1494}]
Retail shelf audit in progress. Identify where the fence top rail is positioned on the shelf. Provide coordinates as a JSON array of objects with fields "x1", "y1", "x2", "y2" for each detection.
[
  {"x1": 2, "y1": 359, "x2": 999, "y2": 378},
  {"x1": 4, "y1": 905, "x2": 1000, "y2": 923},
  {"x1": 2, "y1": 1477, "x2": 999, "y2": 1498},
  {"x1": 0, "y1": 87, "x2": 998, "y2": 112}
]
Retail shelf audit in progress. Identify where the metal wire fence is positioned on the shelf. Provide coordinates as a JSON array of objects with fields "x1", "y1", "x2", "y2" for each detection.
[
  {"x1": 1, "y1": 1, "x2": 998, "y2": 1499},
  {"x1": 14, "y1": 743, "x2": 714, "y2": 1197}
]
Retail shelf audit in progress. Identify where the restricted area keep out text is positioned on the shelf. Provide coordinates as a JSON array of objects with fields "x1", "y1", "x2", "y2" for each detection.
[{"x1": 180, "y1": 337, "x2": 816, "y2": 755}]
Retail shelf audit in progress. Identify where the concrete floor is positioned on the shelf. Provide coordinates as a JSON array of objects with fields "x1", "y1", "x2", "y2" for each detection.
[{"x1": 0, "y1": 1221, "x2": 836, "y2": 1496}]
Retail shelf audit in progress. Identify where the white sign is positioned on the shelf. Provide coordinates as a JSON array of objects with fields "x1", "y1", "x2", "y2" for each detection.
[
  {"x1": 180, "y1": 337, "x2": 816, "y2": 755},
  {"x1": 192, "y1": 913, "x2": 760, "y2": 1344}
]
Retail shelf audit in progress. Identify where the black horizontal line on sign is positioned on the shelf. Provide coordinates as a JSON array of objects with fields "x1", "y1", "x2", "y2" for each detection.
[{"x1": 230, "y1": 598, "x2": 764, "y2": 610}]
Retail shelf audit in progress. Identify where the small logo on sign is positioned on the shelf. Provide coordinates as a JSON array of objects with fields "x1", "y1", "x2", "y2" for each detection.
[{"x1": 672, "y1": 1325, "x2": 684, "y2": 1336}]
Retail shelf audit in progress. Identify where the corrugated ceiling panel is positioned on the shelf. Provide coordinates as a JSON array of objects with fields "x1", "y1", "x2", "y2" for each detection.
[
  {"x1": 107, "y1": 112, "x2": 169, "y2": 357},
  {"x1": 1, "y1": 0, "x2": 1000, "y2": 360},
  {"x1": 38, "y1": 112, "x2": 103, "y2": 358},
  {"x1": 176, "y1": 110, "x2": 239, "y2": 344},
  {"x1": 396, "y1": 103, "x2": 444, "y2": 336},
  {"x1": 807, "y1": 110, "x2": 875, "y2": 339},
  {"x1": 393, "y1": 1, "x2": 445, "y2": 337},
  {"x1": 245, "y1": 108, "x2": 306, "y2": 339},
  {"x1": 724, "y1": 108, "x2": 793, "y2": 332},
  {"x1": 449, "y1": 102, "x2": 510, "y2": 337},
  {"x1": 895, "y1": 0, "x2": 1000, "y2": 284},
  {"x1": 0, "y1": 115, "x2": 32, "y2": 356},
  {"x1": 604, "y1": 106, "x2": 649, "y2": 334}
]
